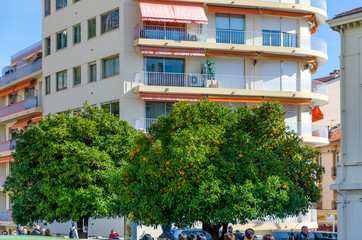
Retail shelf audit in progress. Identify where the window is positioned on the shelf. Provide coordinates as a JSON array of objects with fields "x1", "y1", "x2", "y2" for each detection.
[
  {"x1": 73, "y1": 108, "x2": 81, "y2": 116},
  {"x1": 216, "y1": 13, "x2": 245, "y2": 44},
  {"x1": 45, "y1": 37, "x2": 51, "y2": 56},
  {"x1": 336, "y1": 151, "x2": 340, "y2": 162},
  {"x1": 89, "y1": 63, "x2": 97, "y2": 82},
  {"x1": 73, "y1": 66, "x2": 81, "y2": 86},
  {"x1": 57, "y1": 71, "x2": 68, "y2": 91},
  {"x1": 45, "y1": 0, "x2": 51, "y2": 16},
  {"x1": 146, "y1": 102, "x2": 173, "y2": 118},
  {"x1": 319, "y1": 154, "x2": 322, "y2": 166},
  {"x1": 73, "y1": 24, "x2": 81, "y2": 44},
  {"x1": 45, "y1": 76, "x2": 51, "y2": 95},
  {"x1": 103, "y1": 56, "x2": 119, "y2": 78},
  {"x1": 101, "y1": 9, "x2": 119, "y2": 34},
  {"x1": 88, "y1": 18, "x2": 96, "y2": 39},
  {"x1": 56, "y1": 0, "x2": 67, "y2": 10},
  {"x1": 101, "y1": 101, "x2": 119, "y2": 116},
  {"x1": 282, "y1": 32, "x2": 297, "y2": 47},
  {"x1": 144, "y1": 57, "x2": 185, "y2": 86},
  {"x1": 262, "y1": 30, "x2": 281, "y2": 46},
  {"x1": 56, "y1": 30, "x2": 67, "y2": 50}
]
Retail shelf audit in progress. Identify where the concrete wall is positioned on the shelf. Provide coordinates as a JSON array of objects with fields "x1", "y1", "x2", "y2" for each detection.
[{"x1": 328, "y1": 12, "x2": 362, "y2": 240}]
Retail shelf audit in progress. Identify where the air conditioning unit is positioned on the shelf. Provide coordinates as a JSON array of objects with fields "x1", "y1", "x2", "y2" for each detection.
[
  {"x1": 188, "y1": 75, "x2": 204, "y2": 87},
  {"x1": 188, "y1": 34, "x2": 199, "y2": 41}
]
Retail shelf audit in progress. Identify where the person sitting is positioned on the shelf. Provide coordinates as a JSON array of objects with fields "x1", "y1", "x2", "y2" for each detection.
[
  {"x1": 228, "y1": 226, "x2": 233, "y2": 233},
  {"x1": 196, "y1": 234, "x2": 206, "y2": 240},
  {"x1": 262, "y1": 234, "x2": 274, "y2": 240},
  {"x1": 296, "y1": 226, "x2": 309, "y2": 240},
  {"x1": 187, "y1": 233, "x2": 196, "y2": 240},
  {"x1": 178, "y1": 233, "x2": 187, "y2": 240},
  {"x1": 45, "y1": 229, "x2": 52, "y2": 236},
  {"x1": 109, "y1": 228, "x2": 120, "y2": 239},
  {"x1": 31, "y1": 225, "x2": 41, "y2": 235},
  {"x1": 2, "y1": 230, "x2": 8, "y2": 235},
  {"x1": 245, "y1": 228, "x2": 257, "y2": 240},
  {"x1": 224, "y1": 232, "x2": 235, "y2": 240}
]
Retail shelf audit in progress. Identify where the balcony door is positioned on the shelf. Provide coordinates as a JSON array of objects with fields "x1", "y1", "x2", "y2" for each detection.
[
  {"x1": 145, "y1": 57, "x2": 185, "y2": 86},
  {"x1": 215, "y1": 57, "x2": 245, "y2": 89},
  {"x1": 216, "y1": 14, "x2": 245, "y2": 44}
]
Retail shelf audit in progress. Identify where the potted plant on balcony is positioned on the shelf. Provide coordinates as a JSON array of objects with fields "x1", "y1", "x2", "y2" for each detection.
[{"x1": 202, "y1": 60, "x2": 218, "y2": 88}]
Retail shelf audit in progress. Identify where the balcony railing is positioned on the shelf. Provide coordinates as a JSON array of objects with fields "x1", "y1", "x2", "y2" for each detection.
[
  {"x1": 135, "y1": 118, "x2": 158, "y2": 133},
  {"x1": 1, "y1": 59, "x2": 42, "y2": 86},
  {"x1": 0, "y1": 96, "x2": 40, "y2": 119},
  {"x1": 257, "y1": 0, "x2": 326, "y2": 12},
  {"x1": 136, "y1": 72, "x2": 328, "y2": 96},
  {"x1": 331, "y1": 167, "x2": 337, "y2": 178},
  {"x1": 0, "y1": 141, "x2": 11, "y2": 153},
  {"x1": 135, "y1": 26, "x2": 327, "y2": 55},
  {"x1": 0, "y1": 211, "x2": 12, "y2": 222},
  {"x1": 286, "y1": 121, "x2": 329, "y2": 138}
]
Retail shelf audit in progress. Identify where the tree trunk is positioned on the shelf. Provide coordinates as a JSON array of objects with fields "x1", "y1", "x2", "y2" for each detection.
[
  {"x1": 220, "y1": 223, "x2": 228, "y2": 240},
  {"x1": 77, "y1": 215, "x2": 90, "y2": 239},
  {"x1": 203, "y1": 222, "x2": 222, "y2": 240}
]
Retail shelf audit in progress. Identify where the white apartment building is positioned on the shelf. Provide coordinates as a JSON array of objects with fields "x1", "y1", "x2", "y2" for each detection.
[
  {"x1": 328, "y1": 7, "x2": 362, "y2": 240},
  {"x1": 0, "y1": 41, "x2": 43, "y2": 233},
  {"x1": 41, "y1": 0, "x2": 329, "y2": 237}
]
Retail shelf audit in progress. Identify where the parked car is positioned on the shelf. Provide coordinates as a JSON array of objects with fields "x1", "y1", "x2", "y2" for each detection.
[
  {"x1": 270, "y1": 231, "x2": 315, "y2": 240},
  {"x1": 313, "y1": 232, "x2": 337, "y2": 240},
  {"x1": 170, "y1": 228, "x2": 212, "y2": 240}
]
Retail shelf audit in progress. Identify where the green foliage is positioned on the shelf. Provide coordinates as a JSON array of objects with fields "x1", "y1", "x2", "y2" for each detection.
[
  {"x1": 113, "y1": 100, "x2": 323, "y2": 229},
  {"x1": 4, "y1": 104, "x2": 137, "y2": 226}
]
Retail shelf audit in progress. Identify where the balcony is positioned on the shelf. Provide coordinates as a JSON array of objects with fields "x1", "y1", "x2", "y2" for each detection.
[
  {"x1": 251, "y1": 0, "x2": 326, "y2": 12},
  {"x1": 0, "y1": 141, "x2": 11, "y2": 153},
  {"x1": 136, "y1": 72, "x2": 328, "y2": 97},
  {"x1": 0, "y1": 210, "x2": 12, "y2": 222},
  {"x1": 1, "y1": 59, "x2": 42, "y2": 86},
  {"x1": 285, "y1": 121, "x2": 329, "y2": 146},
  {"x1": 0, "y1": 96, "x2": 41, "y2": 121},
  {"x1": 135, "y1": 118, "x2": 158, "y2": 133},
  {"x1": 135, "y1": 26, "x2": 328, "y2": 65},
  {"x1": 331, "y1": 167, "x2": 337, "y2": 178}
]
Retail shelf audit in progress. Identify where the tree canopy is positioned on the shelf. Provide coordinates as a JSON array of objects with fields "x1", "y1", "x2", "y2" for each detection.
[
  {"x1": 113, "y1": 101, "x2": 323, "y2": 240},
  {"x1": 4, "y1": 104, "x2": 137, "y2": 238}
]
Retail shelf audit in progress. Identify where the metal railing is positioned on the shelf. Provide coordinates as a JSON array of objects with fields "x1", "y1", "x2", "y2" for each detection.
[
  {"x1": 0, "y1": 96, "x2": 40, "y2": 119},
  {"x1": 331, "y1": 167, "x2": 337, "y2": 178},
  {"x1": 136, "y1": 72, "x2": 328, "y2": 96},
  {"x1": 10, "y1": 40, "x2": 42, "y2": 64},
  {"x1": 0, "y1": 141, "x2": 11, "y2": 153},
  {"x1": 135, "y1": 118, "x2": 158, "y2": 133},
  {"x1": 135, "y1": 26, "x2": 327, "y2": 55},
  {"x1": 0, "y1": 211, "x2": 12, "y2": 222},
  {"x1": 285, "y1": 121, "x2": 329, "y2": 138},
  {"x1": 258, "y1": 0, "x2": 326, "y2": 12},
  {"x1": 1, "y1": 59, "x2": 42, "y2": 86}
]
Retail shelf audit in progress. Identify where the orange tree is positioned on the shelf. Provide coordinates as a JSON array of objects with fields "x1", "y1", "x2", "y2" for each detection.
[
  {"x1": 113, "y1": 101, "x2": 323, "y2": 240},
  {"x1": 4, "y1": 104, "x2": 137, "y2": 239}
]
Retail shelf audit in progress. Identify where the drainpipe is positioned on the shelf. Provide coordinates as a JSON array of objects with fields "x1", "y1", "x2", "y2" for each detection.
[{"x1": 336, "y1": 25, "x2": 346, "y2": 239}]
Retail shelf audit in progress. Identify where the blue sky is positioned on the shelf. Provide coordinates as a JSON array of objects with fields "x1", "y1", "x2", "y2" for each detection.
[{"x1": 0, "y1": 0, "x2": 360, "y2": 78}]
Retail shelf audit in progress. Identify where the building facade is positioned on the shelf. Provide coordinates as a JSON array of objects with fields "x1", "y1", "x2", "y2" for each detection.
[
  {"x1": 328, "y1": 7, "x2": 362, "y2": 240},
  {"x1": 311, "y1": 71, "x2": 340, "y2": 232},
  {"x1": 0, "y1": 41, "x2": 43, "y2": 233},
  {"x1": 41, "y1": 0, "x2": 329, "y2": 236}
]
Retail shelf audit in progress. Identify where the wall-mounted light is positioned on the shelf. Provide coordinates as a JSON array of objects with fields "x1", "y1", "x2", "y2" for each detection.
[{"x1": 252, "y1": 60, "x2": 257, "y2": 66}]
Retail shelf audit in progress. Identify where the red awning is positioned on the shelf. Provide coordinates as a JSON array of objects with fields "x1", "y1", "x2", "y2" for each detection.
[
  {"x1": 11, "y1": 116, "x2": 33, "y2": 129},
  {"x1": 209, "y1": 98, "x2": 312, "y2": 105},
  {"x1": 14, "y1": 79, "x2": 32, "y2": 91},
  {"x1": 139, "y1": 0, "x2": 208, "y2": 24},
  {"x1": 0, "y1": 88, "x2": 14, "y2": 97},
  {"x1": 140, "y1": 93, "x2": 205, "y2": 102},
  {"x1": 0, "y1": 156, "x2": 13, "y2": 163},
  {"x1": 31, "y1": 113, "x2": 42, "y2": 123},
  {"x1": 208, "y1": 6, "x2": 260, "y2": 15},
  {"x1": 140, "y1": 47, "x2": 205, "y2": 56},
  {"x1": 312, "y1": 107, "x2": 324, "y2": 122}
]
